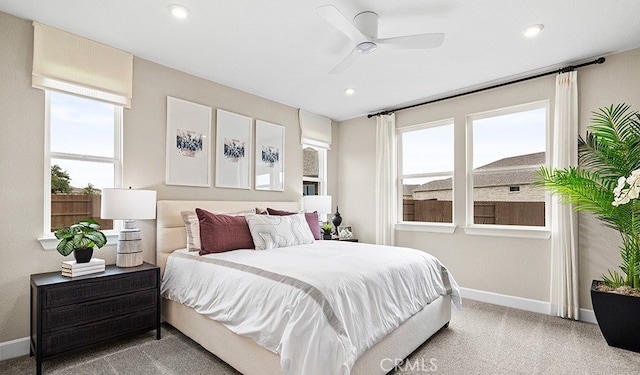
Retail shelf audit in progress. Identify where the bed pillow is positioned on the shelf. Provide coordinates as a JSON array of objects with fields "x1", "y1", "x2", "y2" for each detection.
[
  {"x1": 196, "y1": 208, "x2": 255, "y2": 254},
  {"x1": 180, "y1": 211, "x2": 201, "y2": 252},
  {"x1": 181, "y1": 208, "x2": 256, "y2": 252},
  {"x1": 246, "y1": 213, "x2": 315, "y2": 250},
  {"x1": 266, "y1": 208, "x2": 322, "y2": 240}
]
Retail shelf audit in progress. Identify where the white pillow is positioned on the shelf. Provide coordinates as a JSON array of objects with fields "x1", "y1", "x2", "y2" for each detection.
[
  {"x1": 181, "y1": 211, "x2": 201, "y2": 252},
  {"x1": 245, "y1": 213, "x2": 315, "y2": 250}
]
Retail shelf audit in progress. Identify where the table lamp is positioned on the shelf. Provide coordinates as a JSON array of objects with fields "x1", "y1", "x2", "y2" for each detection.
[
  {"x1": 302, "y1": 195, "x2": 332, "y2": 234},
  {"x1": 101, "y1": 188, "x2": 157, "y2": 267}
]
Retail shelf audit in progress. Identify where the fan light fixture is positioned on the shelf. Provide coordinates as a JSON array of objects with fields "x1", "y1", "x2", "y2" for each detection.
[
  {"x1": 344, "y1": 88, "x2": 355, "y2": 95},
  {"x1": 523, "y1": 24, "x2": 544, "y2": 38},
  {"x1": 168, "y1": 4, "x2": 190, "y2": 19},
  {"x1": 356, "y1": 41, "x2": 377, "y2": 54}
]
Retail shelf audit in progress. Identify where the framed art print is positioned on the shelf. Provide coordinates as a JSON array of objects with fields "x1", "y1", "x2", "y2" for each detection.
[
  {"x1": 255, "y1": 120, "x2": 284, "y2": 191},
  {"x1": 165, "y1": 97, "x2": 212, "y2": 187},
  {"x1": 338, "y1": 226, "x2": 354, "y2": 240},
  {"x1": 215, "y1": 109, "x2": 252, "y2": 189}
]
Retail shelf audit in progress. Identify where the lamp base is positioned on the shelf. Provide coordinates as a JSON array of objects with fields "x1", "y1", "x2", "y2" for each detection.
[{"x1": 116, "y1": 220, "x2": 143, "y2": 267}]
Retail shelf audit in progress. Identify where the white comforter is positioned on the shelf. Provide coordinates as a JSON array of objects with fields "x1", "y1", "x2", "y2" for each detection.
[{"x1": 160, "y1": 241, "x2": 460, "y2": 375}]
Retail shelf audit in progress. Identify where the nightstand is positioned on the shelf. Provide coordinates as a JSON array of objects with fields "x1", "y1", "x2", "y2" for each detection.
[
  {"x1": 30, "y1": 262, "x2": 160, "y2": 375},
  {"x1": 325, "y1": 238, "x2": 359, "y2": 242}
]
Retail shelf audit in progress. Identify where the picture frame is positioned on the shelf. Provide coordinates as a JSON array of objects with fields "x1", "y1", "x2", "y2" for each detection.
[
  {"x1": 338, "y1": 226, "x2": 354, "y2": 240},
  {"x1": 255, "y1": 120, "x2": 285, "y2": 191},
  {"x1": 215, "y1": 109, "x2": 252, "y2": 189},
  {"x1": 165, "y1": 97, "x2": 212, "y2": 187}
]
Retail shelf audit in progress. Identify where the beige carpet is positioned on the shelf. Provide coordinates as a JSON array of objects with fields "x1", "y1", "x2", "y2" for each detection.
[{"x1": 2, "y1": 299, "x2": 640, "y2": 374}]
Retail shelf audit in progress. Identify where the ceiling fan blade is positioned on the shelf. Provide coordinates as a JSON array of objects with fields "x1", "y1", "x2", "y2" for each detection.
[
  {"x1": 329, "y1": 48, "x2": 359, "y2": 74},
  {"x1": 377, "y1": 33, "x2": 445, "y2": 49},
  {"x1": 317, "y1": 5, "x2": 366, "y2": 42}
]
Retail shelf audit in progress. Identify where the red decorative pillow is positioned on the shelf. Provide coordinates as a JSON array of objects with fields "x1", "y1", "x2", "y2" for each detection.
[
  {"x1": 266, "y1": 207, "x2": 321, "y2": 240},
  {"x1": 196, "y1": 208, "x2": 255, "y2": 254}
]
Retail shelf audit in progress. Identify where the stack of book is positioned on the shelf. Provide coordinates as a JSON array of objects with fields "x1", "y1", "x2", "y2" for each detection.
[{"x1": 61, "y1": 258, "x2": 106, "y2": 277}]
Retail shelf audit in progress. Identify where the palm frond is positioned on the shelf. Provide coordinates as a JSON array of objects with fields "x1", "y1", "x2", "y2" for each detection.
[{"x1": 580, "y1": 104, "x2": 640, "y2": 179}]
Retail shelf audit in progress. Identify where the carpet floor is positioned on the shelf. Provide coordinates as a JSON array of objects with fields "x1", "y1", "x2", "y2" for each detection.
[{"x1": 2, "y1": 299, "x2": 640, "y2": 374}]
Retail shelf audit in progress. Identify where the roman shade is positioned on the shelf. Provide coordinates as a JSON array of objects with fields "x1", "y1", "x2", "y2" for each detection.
[
  {"x1": 299, "y1": 109, "x2": 332, "y2": 149},
  {"x1": 32, "y1": 22, "x2": 133, "y2": 108}
]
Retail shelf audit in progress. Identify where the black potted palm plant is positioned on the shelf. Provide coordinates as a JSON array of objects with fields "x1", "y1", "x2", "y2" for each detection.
[{"x1": 534, "y1": 103, "x2": 640, "y2": 352}]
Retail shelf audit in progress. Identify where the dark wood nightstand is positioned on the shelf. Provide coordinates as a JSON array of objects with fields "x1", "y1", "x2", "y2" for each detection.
[
  {"x1": 30, "y1": 262, "x2": 160, "y2": 375},
  {"x1": 325, "y1": 238, "x2": 359, "y2": 242}
]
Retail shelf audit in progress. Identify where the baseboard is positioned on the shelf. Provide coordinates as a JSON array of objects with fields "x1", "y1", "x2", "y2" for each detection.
[
  {"x1": 579, "y1": 308, "x2": 597, "y2": 324},
  {"x1": 459, "y1": 287, "x2": 597, "y2": 324},
  {"x1": 0, "y1": 336, "x2": 29, "y2": 361}
]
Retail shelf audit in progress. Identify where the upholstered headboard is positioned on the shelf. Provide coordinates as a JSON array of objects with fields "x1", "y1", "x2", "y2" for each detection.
[{"x1": 156, "y1": 200, "x2": 300, "y2": 273}]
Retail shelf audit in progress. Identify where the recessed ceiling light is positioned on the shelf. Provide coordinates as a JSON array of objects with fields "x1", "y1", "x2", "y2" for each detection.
[
  {"x1": 168, "y1": 4, "x2": 190, "y2": 19},
  {"x1": 523, "y1": 24, "x2": 544, "y2": 38},
  {"x1": 344, "y1": 88, "x2": 355, "y2": 95}
]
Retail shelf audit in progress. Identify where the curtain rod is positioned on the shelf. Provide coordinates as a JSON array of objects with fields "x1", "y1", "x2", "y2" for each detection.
[{"x1": 367, "y1": 57, "x2": 606, "y2": 118}]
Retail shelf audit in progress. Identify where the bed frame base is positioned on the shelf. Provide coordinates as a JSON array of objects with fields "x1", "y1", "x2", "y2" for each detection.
[{"x1": 162, "y1": 295, "x2": 451, "y2": 375}]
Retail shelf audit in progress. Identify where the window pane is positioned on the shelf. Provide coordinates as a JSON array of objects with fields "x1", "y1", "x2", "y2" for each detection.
[
  {"x1": 402, "y1": 124, "x2": 453, "y2": 175},
  {"x1": 50, "y1": 92, "x2": 115, "y2": 158},
  {"x1": 303, "y1": 146, "x2": 319, "y2": 178},
  {"x1": 472, "y1": 108, "x2": 545, "y2": 169},
  {"x1": 471, "y1": 106, "x2": 546, "y2": 226},
  {"x1": 402, "y1": 176, "x2": 452, "y2": 223},
  {"x1": 50, "y1": 159, "x2": 114, "y2": 231}
]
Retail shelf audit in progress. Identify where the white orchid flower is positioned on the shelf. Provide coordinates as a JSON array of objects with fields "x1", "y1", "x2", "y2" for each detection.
[{"x1": 613, "y1": 169, "x2": 640, "y2": 206}]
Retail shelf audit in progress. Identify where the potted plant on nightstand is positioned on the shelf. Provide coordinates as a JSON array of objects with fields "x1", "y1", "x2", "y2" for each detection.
[
  {"x1": 534, "y1": 103, "x2": 640, "y2": 352},
  {"x1": 321, "y1": 223, "x2": 333, "y2": 240},
  {"x1": 54, "y1": 219, "x2": 107, "y2": 263}
]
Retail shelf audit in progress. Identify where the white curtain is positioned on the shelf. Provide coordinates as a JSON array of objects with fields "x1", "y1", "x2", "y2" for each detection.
[
  {"x1": 550, "y1": 71, "x2": 579, "y2": 319},
  {"x1": 375, "y1": 114, "x2": 397, "y2": 245}
]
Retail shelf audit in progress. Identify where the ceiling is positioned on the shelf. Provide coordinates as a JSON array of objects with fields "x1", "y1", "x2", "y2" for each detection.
[{"x1": 2, "y1": 0, "x2": 640, "y2": 122}]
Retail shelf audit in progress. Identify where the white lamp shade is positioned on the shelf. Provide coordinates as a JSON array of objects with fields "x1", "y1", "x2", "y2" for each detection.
[
  {"x1": 101, "y1": 188, "x2": 157, "y2": 220},
  {"x1": 302, "y1": 195, "x2": 332, "y2": 215}
]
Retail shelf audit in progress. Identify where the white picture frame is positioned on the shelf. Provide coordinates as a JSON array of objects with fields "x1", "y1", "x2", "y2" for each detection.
[
  {"x1": 255, "y1": 120, "x2": 285, "y2": 191},
  {"x1": 165, "y1": 97, "x2": 212, "y2": 187},
  {"x1": 338, "y1": 226, "x2": 354, "y2": 240},
  {"x1": 215, "y1": 109, "x2": 252, "y2": 189}
]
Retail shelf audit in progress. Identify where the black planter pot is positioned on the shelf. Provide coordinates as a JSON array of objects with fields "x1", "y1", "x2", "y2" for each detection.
[
  {"x1": 591, "y1": 279, "x2": 640, "y2": 352},
  {"x1": 74, "y1": 248, "x2": 94, "y2": 263},
  {"x1": 323, "y1": 234, "x2": 332, "y2": 240}
]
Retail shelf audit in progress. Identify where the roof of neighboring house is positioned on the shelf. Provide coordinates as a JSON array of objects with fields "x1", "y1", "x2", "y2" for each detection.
[
  {"x1": 476, "y1": 152, "x2": 545, "y2": 170},
  {"x1": 408, "y1": 152, "x2": 544, "y2": 194}
]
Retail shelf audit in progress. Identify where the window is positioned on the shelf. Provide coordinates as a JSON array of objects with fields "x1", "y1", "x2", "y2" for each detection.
[
  {"x1": 467, "y1": 102, "x2": 547, "y2": 227},
  {"x1": 398, "y1": 120, "x2": 454, "y2": 223},
  {"x1": 46, "y1": 91, "x2": 122, "y2": 232},
  {"x1": 303, "y1": 144, "x2": 327, "y2": 196}
]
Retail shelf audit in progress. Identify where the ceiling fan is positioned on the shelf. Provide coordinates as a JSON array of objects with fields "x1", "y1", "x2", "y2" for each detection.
[{"x1": 317, "y1": 5, "x2": 445, "y2": 74}]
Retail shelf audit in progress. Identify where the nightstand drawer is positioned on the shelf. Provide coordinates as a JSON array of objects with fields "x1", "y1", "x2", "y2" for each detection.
[
  {"x1": 41, "y1": 308, "x2": 157, "y2": 357},
  {"x1": 42, "y1": 289, "x2": 157, "y2": 333},
  {"x1": 42, "y1": 270, "x2": 157, "y2": 308}
]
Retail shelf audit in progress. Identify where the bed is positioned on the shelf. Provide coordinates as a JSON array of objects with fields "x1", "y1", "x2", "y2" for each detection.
[{"x1": 156, "y1": 200, "x2": 460, "y2": 375}]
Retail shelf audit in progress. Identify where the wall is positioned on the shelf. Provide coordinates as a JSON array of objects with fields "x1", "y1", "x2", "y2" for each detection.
[
  {"x1": 337, "y1": 47, "x2": 640, "y2": 310},
  {"x1": 0, "y1": 11, "x2": 336, "y2": 345}
]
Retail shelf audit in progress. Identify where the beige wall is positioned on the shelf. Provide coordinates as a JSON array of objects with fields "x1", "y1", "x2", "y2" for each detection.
[
  {"x1": 0, "y1": 11, "x2": 339, "y2": 344},
  {"x1": 337, "y1": 48, "x2": 640, "y2": 309}
]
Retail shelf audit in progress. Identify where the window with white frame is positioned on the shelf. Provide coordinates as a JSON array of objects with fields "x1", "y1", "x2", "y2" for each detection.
[
  {"x1": 467, "y1": 101, "x2": 548, "y2": 227},
  {"x1": 46, "y1": 91, "x2": 122, "y2": 232},
  {"x1": 302, "y1": 144, "x2": 327, "y2": 196},
  {"x1": 398, "y1": 120, "x2": 454, "y2": 223}
]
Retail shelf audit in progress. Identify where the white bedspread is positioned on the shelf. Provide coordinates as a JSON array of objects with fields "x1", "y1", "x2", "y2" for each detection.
[{"x1": 160, "y1": 241, "x2": 460, "y2": 375}]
